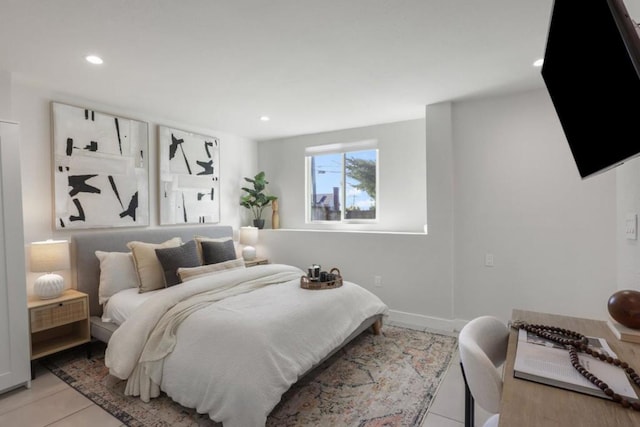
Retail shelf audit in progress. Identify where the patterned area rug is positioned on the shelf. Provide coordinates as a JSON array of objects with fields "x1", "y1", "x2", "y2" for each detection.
[{"x1": 43, "y1": 325, "x2": 457, "y2": 427}]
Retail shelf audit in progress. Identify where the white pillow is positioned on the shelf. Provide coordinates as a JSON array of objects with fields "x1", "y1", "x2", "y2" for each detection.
[
  {"x1": 177, "y1": 258, "x2": 246, "y2": 282},
  {"x1": 95, "y1": 251, "x2": 139, "y2": 305}
]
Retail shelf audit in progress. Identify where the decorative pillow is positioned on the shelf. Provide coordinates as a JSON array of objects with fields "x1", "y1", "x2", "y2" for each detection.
[
  {"x1": 194, "y1": 236, "x2": 236, "y2": 263},
  {"x1": 201, "y1": 239, "x2": 237, "y2": 265},
  {"x1": 155, "y1": 240, "x2": 201, "y2": 287},
  {"x1": 127, "y1": 237, "x2": 182, "y2": 293},
  {"x1": 95, "y1": 251, "x2": 139, "y2": 305},
  {"x1": 177, "y1": 258, "x2": 246, "y2": 282}
]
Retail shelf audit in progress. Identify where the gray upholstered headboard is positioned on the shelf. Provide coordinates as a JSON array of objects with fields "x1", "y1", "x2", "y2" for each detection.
[{"x1": 72, "y1": 225, "x2": 233, "y2": 316}]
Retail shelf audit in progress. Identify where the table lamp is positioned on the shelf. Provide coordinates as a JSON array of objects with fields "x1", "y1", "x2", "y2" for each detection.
[
  {"x1": 239, "y1": 226, "x2": 259, "y2": 261},
  {"x1": 30, "y1": 239, "x2": 70, "y2": 299}
]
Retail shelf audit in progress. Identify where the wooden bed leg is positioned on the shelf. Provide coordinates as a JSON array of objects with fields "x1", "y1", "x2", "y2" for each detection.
[{"x1": 371, "y1": 319, "x2": 382, "y2": 335}]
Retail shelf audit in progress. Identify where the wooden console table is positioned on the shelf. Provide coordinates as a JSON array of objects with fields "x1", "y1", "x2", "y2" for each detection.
[{"x1": 501, "y1": 310, "x2": 640, "y2": 426}]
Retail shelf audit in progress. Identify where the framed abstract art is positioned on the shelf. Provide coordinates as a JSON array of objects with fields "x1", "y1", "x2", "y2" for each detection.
[
  {"x1": 52, "y1": 102, "x2": 149, "y2": 229},
  {"x1": 158, "y1": 126, "x2": 220, "y2": 225}
]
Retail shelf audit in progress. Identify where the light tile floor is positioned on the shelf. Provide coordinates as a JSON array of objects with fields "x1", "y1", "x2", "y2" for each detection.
[
  {"x1": 0, "y1": 365, "x2": 123, "y2": 427},
  {"x1": 0, "y1": 326, "x2": 491, "y2": 427},
  {"x1": 421, "y1": 352, "x2": 492, "y2": 427}
]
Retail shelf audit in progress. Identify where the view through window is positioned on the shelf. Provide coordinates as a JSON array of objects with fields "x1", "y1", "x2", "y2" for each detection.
[{"x1": 307, "y1": 146, "x2": 378, "y2": 222}]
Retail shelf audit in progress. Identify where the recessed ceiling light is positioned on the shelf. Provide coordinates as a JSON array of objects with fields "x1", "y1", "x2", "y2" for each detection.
[
  {"x1": 85, "y1": 55, "x2": 104, "y2": 65},
  {"x1": 533, "y1": 58, "x2": 544, "y2": 67},
  {"x1": 260, "y1": 116, "x2": 270, "y2": 122}
]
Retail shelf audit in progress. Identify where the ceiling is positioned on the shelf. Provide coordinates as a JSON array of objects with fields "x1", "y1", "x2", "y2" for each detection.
[{"x1": 1, "y1": 0, "x2": 562, "y2": 141}]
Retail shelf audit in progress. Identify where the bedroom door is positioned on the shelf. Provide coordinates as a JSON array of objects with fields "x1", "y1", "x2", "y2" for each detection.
[{"x1": 0, "y1": 120, "x2": 30, "y2": 393}]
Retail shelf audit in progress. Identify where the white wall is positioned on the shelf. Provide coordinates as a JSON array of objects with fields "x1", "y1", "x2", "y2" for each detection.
[
  {"x1": 11, "y1": 77, "x2": 258, "y2": 294},
  {"x1": 0, "y1": 70, "x2": 11, "y2": 119},
  {"x1": 257, "y1": 119, "x2": 427, "y2": 233},
  {"x1": 616, "y1": 156, "x2": 640, "y2": 291},
  {"x1": 453, "y1": 89, "x2": 617, "y2": 322},
  {"x1": 259, "y1": 89, "x2": 618, "y2": 327}
]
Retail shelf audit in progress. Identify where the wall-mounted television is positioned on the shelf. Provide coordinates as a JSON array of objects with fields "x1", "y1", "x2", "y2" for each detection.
[{"x1": 542, "y1": 0, "x2": 640, "y2": 178}]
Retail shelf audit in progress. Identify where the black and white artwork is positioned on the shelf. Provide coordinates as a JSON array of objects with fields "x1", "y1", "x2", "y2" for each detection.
[
  {"x1": 159, "y1": 126, "x2": 220, "y2": 224},
  {"x1": 52, "y1": 102, "x2": 149, "y2": 229}
]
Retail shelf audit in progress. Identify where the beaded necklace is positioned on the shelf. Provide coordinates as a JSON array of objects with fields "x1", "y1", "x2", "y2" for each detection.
[{"x1": 511, "y1": 321, "x2": 640, "y2": 410}]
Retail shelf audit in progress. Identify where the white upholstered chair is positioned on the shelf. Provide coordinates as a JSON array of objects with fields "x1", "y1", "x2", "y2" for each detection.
[{"x1": 459, "y1": 316, "x2": 509, "y2": 427}]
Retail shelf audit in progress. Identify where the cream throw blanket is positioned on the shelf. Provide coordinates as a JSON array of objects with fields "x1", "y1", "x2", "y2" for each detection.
[{"x1": 105, "y1": 264, "x2": 303, "y2": 402}]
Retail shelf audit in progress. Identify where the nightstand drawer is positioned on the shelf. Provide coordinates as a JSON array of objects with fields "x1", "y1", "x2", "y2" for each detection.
[{"x1": 30, "y1": 298, "x2": 88, "y2": 333}]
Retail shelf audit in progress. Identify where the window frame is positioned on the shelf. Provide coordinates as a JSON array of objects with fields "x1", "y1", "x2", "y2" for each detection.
[{"x1": 305, "y1": 140, "x2": 379, "y2": 225}]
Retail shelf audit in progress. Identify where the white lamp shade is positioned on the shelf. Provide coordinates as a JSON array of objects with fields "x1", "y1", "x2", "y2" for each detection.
[
  {"x1": 239, "y1": 226, "x2": 259, "y2": 261},
  {"x1": 239, "y1": 226, "x2": 259, "y2": 246},
  {"x1": 30, "y1": 240, "x2": 70, "y2": 272},
  {"x1": 30, "y1": 240, "x2": 69, "y2": 300}
]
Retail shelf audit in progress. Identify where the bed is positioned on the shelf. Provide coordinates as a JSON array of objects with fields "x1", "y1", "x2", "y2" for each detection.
[{"x1": 72, "y1": 225, "x2": 388, "y2": 427}]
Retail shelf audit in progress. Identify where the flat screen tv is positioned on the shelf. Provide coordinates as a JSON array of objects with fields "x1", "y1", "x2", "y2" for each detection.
[{"x1": 542, "y1": 0, "x2": 640, "y2": 178}]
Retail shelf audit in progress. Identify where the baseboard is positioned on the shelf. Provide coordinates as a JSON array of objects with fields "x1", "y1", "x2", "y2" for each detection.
[{"x1": 387, "y1": 310, "x2": 467, "y2": 334}]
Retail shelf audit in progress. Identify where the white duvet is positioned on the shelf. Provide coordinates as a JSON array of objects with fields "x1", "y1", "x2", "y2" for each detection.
[{"x1": 105, "y1": 264, "x2": 388, "y2": 427}]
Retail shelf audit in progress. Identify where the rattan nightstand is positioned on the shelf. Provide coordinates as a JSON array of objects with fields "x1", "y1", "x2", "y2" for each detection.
[
  {"x1": 244, "y1": 257, "x2": 269, "y2": 267},
  {"x1": 28, "y1": 289, "x2": 90, "y2": 373}
]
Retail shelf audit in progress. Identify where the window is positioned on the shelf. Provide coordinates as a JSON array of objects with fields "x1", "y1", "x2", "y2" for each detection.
[{"x1": 305, "y1": 140, "x2": 378, "y2": 223}]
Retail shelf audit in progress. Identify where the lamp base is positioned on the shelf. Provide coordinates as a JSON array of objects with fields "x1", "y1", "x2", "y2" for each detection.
[
  {"x1": 242, "y1": 245, "x2": 256, "y2": 261},
  {"x1": 34, "y1": 273, "x2": 65, "y2": 299}
]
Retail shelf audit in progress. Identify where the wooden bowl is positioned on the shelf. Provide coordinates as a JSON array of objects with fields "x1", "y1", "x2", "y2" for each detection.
[{"x1": 608, "y1": 290, "x2": 640, "y2": 329}]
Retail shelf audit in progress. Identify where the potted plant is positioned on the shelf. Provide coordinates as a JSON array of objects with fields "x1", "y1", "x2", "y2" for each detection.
[{"x1": 240, "y1": 171, "x2": 277, "y2": 229}]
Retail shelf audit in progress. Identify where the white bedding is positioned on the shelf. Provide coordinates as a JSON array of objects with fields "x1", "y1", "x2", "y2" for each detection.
[
  {"x1": 105, "y1": 264, "x2": 388, "y2": 427},
  {"x1": 102, "y1": 288, "x2": 160, "y2": 325}
]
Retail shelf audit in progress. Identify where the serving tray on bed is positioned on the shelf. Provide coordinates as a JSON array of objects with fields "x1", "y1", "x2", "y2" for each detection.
[{"x1": 300, "y1": 268, "x2": 343, "y2": 290}]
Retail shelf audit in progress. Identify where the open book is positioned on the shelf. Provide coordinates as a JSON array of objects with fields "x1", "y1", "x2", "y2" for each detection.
[{"x1": 514, "y1": 329, "x2": 638, "y2": 401}]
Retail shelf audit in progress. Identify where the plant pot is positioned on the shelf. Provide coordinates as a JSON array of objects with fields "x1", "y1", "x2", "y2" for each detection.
[{"x1": 253, "y1": 219, "x2": 265, "y2": 229}]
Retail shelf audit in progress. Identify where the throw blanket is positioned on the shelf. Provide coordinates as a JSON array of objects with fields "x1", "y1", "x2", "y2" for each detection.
[
  {"x1": 106, "y1": 264, "x2": 303, "y2": 398},
  {"x1": 105, "y1": 264, "x2": 389, "y2": 427}
]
